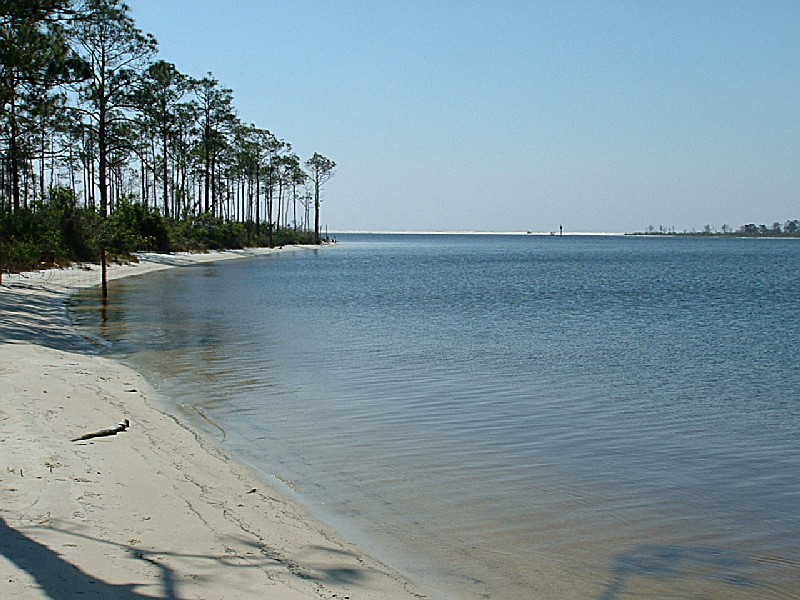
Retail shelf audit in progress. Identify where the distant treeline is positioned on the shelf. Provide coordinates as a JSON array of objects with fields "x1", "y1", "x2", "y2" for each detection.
[
  {"x1": 631, "y1": 220, "x2": 800, "y2": 238},
  {"x1": 1, "y1": 0, "x2": 335, "y2": 273}
]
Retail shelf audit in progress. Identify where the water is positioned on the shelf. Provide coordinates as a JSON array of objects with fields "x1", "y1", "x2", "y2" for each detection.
[{"x1": 71, "y1": 234, "x2": 800, "y2": 599}]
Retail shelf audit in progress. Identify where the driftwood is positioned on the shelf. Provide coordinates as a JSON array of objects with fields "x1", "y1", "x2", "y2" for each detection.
[{"x1": 71, "y1": 419, "x2": 130, "y2": 442}]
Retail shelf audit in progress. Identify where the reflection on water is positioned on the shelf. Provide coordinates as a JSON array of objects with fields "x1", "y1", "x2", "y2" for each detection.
[{"x1": 71, "y1": 236, "x2": 800, "y2": 599}]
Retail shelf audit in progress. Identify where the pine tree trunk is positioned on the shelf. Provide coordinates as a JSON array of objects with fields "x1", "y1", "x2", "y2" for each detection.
[
  {"x1": 9, "y1": 93, "x2": 21, "y2": 213},
  {"x1": 314, "y1": 182, "x2": 321, "y2": 244}
]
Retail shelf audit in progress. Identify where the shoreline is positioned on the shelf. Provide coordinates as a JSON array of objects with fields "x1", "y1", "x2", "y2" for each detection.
[{"x1": 0, "y1": 248, "x2": 431, "y2": 599}]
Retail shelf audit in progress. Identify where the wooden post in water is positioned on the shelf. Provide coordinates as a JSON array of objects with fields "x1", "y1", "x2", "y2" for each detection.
[{"x1": 101, "y1": 246, "x2": 108, "y2": 300}]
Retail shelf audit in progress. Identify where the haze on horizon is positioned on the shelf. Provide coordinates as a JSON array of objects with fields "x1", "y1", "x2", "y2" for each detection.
[{"x1": 126, "y1": 1, "x2": 800, "y2": 234}]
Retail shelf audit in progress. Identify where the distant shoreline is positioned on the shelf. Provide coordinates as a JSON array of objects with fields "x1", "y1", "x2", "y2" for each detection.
[
  {"x1": 626, "y1": 232, "x2": 800, "y2": 239},
  {"x1": 330, "y1": 230, "x2": 800, "y2": 239},
  {"x1": 333, "y1": 230, "x2": 626, "y2": 236}
]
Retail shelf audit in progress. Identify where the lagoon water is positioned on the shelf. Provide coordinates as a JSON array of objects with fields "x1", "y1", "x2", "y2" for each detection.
[{"x1": 72, "y1": 234, "x2": 800, "y2": 599}]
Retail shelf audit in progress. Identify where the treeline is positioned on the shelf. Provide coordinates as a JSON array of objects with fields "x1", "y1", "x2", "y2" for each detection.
[
  {"x1": 1, "y1": 0, "x2": 336, "y2": 272},
  {"x1": 634, "y1": 220, "x2": 800, "y2": 237}
]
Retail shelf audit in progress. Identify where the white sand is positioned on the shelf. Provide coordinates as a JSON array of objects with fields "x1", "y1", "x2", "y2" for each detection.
[{"x1": 0, "y1": 250, "x2": 430, "y2": 599}]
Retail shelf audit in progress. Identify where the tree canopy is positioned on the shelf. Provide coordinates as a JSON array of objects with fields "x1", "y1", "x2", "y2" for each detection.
[{"x1": 1, "y1": 0, "x2": 335, "y2": 273}]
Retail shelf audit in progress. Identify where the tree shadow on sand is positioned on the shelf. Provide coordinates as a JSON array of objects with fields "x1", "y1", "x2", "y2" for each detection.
[
  {"x1": 0, "y1": 286, "x2": 91, "y2": 352},
  {"x1": 1, "y1": 516, "x2": 167, "y2": 599},
  {"x1": 596, "y1": 544, "x2": 771, "y2": 600},
  {"x1": 1, "y1": 517, "x2": 371, "y2": 599}
]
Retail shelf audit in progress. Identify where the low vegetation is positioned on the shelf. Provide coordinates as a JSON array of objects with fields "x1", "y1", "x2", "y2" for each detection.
[{"x1": 0, "y1": 186, "x2": 315, "y2": 273}]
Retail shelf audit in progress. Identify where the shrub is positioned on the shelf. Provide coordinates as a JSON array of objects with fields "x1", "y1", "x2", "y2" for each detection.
[{"x1": 106, "y1": 197, "x2": 171, "y2": 255}]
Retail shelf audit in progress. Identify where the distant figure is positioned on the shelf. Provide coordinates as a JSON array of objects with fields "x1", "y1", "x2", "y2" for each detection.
[{"x1": 560, "y1": 225, "x2": 563, "y2": 236}]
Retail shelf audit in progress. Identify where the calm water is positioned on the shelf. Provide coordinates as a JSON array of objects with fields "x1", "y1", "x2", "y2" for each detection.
[{"x1": 72, "y1": 235, "x2": 800, "y2": 599}]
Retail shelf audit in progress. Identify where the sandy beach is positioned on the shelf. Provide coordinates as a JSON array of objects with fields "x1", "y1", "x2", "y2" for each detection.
[{"x1": 0, "y1": 249, "x2": 429, "y2": 600}]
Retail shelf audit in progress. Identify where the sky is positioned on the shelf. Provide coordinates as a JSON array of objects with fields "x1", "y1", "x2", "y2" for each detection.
[{"x1": 125, "y1": 0, "x2": 800, "y2": 233}]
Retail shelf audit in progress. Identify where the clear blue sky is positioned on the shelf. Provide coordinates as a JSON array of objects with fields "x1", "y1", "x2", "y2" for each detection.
[{"x1": 126, "y1": 0, "x2": 799, "y2": 233}]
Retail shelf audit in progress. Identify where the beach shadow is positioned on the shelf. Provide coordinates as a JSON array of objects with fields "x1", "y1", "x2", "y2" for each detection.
[
  {"x1": 0, "y1": 287, "x2": 91, "y2": 352},
  {"x1": 1, "y1": 517, "x2": 374, "y2": 599},
  {"x1": 0, "y1": 516, "x2": 162, "y2": 599},
  {"x1": 231, "y1": 538, "x2": 371, "y2": 587},
  {"x1": 596, "y1": 544, "x2": 761, "y2": 600},
  {"x1": 132, "y1": 253, "x2": 199, "y2": 267},
  {"x1": 295, "y1": 544, "x2": 371, "y2": 586}
]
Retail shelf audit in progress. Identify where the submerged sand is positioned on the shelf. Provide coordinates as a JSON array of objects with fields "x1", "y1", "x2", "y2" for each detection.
[{"x1": 0, "y1": 250, "x2": 429, "y2": 599}]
